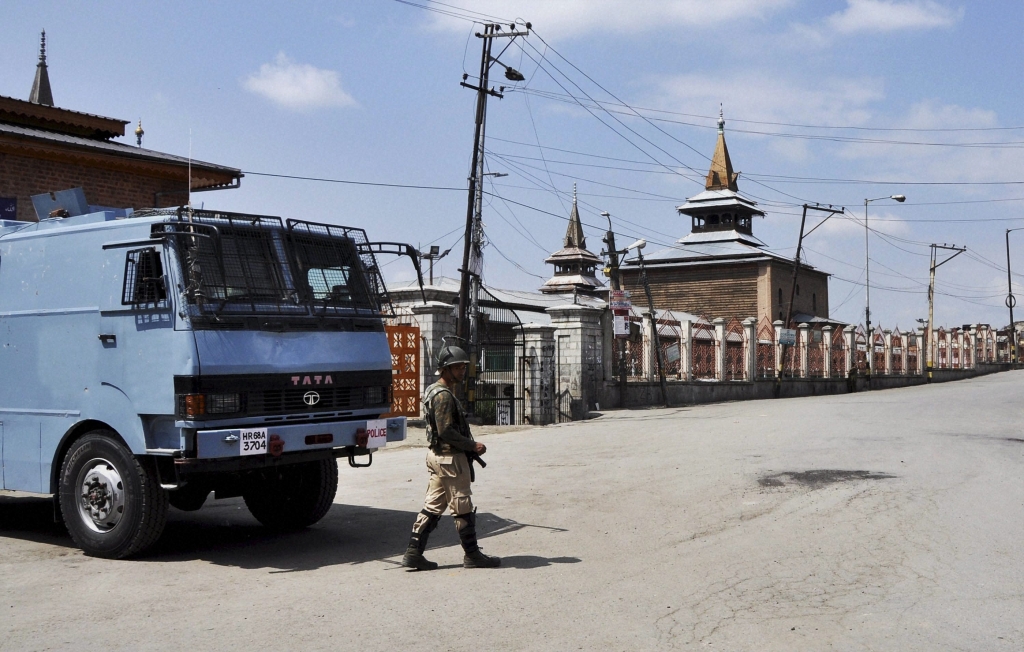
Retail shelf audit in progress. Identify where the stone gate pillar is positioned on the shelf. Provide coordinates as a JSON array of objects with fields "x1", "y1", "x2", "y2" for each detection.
[
  {"x1": 514, "y1": 324, "x2": 556, "y2": 425},
  {"x1": 548, "y1": 304, "x2": 604, "y2": 415},
  {"x1": 883, "y1": 329, "x2": 893, "y2": 375}
]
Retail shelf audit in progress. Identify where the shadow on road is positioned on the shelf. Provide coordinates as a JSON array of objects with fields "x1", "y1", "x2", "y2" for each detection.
[{"x1": 0, "y1": 495, "x2": 556, "y2": 572}]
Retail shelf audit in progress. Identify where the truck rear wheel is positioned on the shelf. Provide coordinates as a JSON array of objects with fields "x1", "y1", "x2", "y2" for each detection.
[
  {"x1": 242, "y1": 459, "x2": 338, "y2": 530},
  {"x1": 58, "y1": 431, "x2": 168, "y2": 558}
]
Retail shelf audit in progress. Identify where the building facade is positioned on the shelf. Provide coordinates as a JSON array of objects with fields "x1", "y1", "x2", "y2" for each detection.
[
  {"x1": 0, "y1": 33, "x2": 240, "y2": 222},
  {"x1": 621, "y1": 112, "x2": 831, "y2": 324}
]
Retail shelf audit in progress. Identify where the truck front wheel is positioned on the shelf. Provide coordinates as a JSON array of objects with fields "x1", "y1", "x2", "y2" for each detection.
[
  {"x1": 58, "y1": 431, "x2": 169, "y2": 558},
  {"x1": 242, "y1": 459, "x2": 338, "y2": 530}
]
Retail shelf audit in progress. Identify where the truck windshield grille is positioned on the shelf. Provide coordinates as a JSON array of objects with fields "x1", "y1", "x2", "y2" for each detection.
[{"x1": 151, "y1": 210, "x2": 388, "y2": 321}]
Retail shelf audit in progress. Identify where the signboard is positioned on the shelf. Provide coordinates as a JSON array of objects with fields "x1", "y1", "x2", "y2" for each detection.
[
  {"x1": 613, "y1": 314, "x2": 630, "y2": 338},
  {"x1": 665, "y1": 342, "x2": 681, "y2": 363},
  {"x1": 779, "y1": 328, "x2": 797, "y2": 346},
  {"x1": 609, "y1": 289, "x2": 631, "y2": 311},
  {"x1": 365, "y1": 419, "x2": 388, "y2": 449}
]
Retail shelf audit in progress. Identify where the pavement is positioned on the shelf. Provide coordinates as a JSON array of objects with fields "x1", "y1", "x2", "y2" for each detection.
[{"x1": 1, "y1": 371, "x2": 1022, "y2": 651}]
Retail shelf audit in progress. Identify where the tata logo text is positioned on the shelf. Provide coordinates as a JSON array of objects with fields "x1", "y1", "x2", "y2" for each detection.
[
  {"x1": 291, "y1": 375, "x2": 334, "y2": 386},
  {"x1": 303, "y1": 391, "x2": 320, "y2": 406}
]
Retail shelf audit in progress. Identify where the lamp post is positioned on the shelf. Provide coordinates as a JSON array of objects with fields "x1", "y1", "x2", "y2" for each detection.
[
  {"x1": 419, "y1": 245, "x2": 451, "y2": 286},
  {"x1": 1006, "y1": 228, "x2": 1024, "y2": 364},
  {"x1": 864, "y1": 194, "x2": 905, "y2": 377}
]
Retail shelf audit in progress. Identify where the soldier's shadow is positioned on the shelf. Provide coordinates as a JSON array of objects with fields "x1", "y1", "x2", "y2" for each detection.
[
  {"x1": 0, "y1": 494, "x2": 568, "y2": 572},
  {"x1": 433, "y1": 555, "x2": 581, "y2": 570}
]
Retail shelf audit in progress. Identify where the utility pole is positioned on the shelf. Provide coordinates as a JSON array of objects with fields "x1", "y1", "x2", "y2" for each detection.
[
  {"x1": 1005, "y1": 228, "x2": 1024, "y2": 364},
  {"x1": 456, "y1": 22, "x2": 529, "y2": 414},
  {"x1": 926, "y1": 243, "x2": 966, "y2": 381},
  {"x1": 778, "y1": 203, "x2": 843, "y2": 377},
  {"x1": 601, "y1": 211, "x2": 628, "y2": 407},
  {"x1": 630, "y1": 241, "x2": 670, "y2": 408}
]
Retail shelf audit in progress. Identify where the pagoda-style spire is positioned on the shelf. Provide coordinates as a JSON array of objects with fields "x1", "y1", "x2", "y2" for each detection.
[
  {"x1": 29, "y1": 30, "x2": 54, "y2": 106},
  {"x1": 705, "y1": 106, "x2": 738, "y2": 191},
  {"x1": 540, "y1": 182, "x2": 604, "y2": 296},
  {"x1": 564, "y1": 183, "x2": 587, "y2": 249}
]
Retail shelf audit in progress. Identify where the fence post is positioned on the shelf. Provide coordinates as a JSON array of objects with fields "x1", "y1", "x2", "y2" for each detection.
[
  {"x1": 681, "y1": 319, "x2": 693, "y2": 381},
  {"x1": 798, "y1": 322, "x2": 810, "y2": 378},
  {"x1": 743, "y1": 317, "x2": 757, "y2": 381},
  {"x1": 822, "y1": 325, "x2": 833, "y2": 378},
  {"x1": 773, "y1": 320, "x2": 784, "y2": 375},
  {"x1": 713, "y1": 318, "x2": 726, "y2": 381},
  {"x1": 880, "y1": 327, "x2": 888, "y2": 374},
  {"x1": 844, "y1": 325, "x2": 856, "y2": 374}
]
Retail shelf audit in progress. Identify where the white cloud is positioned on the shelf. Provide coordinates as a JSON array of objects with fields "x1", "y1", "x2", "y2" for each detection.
[
  {"x1": 654, "y1": 73, "x2": 885, "y2": 135},
  {"x1": 826, "y1": 0, "x2": 962, "y2": 34},
  {"x1": 243, "y1": 53, "x2": 356, "y2": 111},
  {"x1": 425, "y1": 0, "x2": 796, "y2": 38}
]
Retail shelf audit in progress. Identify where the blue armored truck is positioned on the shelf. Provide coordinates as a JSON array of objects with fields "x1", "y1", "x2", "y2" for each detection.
[{"x1": 0, "y1": 207, "x2": 411, "y2": 558}]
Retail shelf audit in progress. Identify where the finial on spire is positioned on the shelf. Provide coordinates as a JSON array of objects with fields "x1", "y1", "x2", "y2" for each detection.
[
  {"x1": 573, "y1": 182, "x2": 577, "y2": 206},
  {"x1": 718, "y1": 104, "x2": 725, "y2": 133},
  {"x1": 134, "y1": 119, "x2": 144, "y2": 147},
  {"x1": 29, "y1": 30, "x2": 54, "y2": 106}
]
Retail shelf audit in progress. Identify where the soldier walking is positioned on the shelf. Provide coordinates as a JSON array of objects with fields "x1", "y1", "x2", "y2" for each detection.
[{"x1": 402, "y1": 344, "x2": 501, "y2": 571}]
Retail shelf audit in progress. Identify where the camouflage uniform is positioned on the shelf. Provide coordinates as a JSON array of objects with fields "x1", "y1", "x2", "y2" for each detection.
[{"x1": 402, "y1": 379, "x2": 500, "y2": 570}]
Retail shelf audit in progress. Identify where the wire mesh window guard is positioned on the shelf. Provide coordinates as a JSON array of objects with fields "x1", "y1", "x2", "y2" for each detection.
[
  {"x1": 121, "y1": 247, "x2": 167, "y2": 308},
  {"x1": 150, "y1": 210, "x2": 390, "y2": 323},
  {"x1": 756, "y1": 317, "x2": 776, "y2": 379},
  {"x1": 831, "y1": 328, "x2": 846, "y2": 377}
]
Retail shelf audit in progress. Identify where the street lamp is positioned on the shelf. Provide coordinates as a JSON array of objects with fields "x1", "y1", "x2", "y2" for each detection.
[
  {"x1": 623, "y1": 239, "x2": 669, "y2": 407},
  {"x1": 1006, "y1": 228, "x2": 1024, "y2": 364},
  {"x1": 864, "y1": 194, "x2": 905, "y2": 377}
]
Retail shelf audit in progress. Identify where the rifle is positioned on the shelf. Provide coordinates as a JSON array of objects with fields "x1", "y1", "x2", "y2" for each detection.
[{"x1": 466, "y1": 450, "x2": 487, "y2": 482}]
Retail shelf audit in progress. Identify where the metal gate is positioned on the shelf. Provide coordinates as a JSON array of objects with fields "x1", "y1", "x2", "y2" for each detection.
[
  {"x1": 385, "y1": 324, "x2": 420, "y2": 417},
  {"x1": 471, "y1": 287, "x2": 526, "y2": 425}
]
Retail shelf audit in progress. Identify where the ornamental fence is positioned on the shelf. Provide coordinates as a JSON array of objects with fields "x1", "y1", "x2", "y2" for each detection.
[{"x1": 608, "y1": 312, "x2": 1008, "y2": 384}]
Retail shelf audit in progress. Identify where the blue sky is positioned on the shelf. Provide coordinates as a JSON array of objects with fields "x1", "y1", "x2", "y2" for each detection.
[{"x1": 3, "y1": 1, "x2": 1022, "y2": 329}]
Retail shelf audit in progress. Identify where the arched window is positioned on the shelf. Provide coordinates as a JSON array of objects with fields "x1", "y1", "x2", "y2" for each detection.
[
  {"x1": 813, "y1": 293, "x2": 817, "y2": 312},
  {"x1": 778, "y1": 288, "x2": 782, "y2": 305},
  {"x1": 796, "y1": 284, "x2": 800, "y2": 296}
]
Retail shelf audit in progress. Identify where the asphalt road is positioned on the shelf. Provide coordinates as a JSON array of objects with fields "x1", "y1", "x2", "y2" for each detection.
[{"x1": 2, "y1": 371, "x2": 1022, "y2": 651}]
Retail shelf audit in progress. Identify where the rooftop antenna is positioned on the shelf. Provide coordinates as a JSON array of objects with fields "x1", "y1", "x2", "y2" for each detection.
[{"x1": 187, "y1": 128, "x2": 193, "y2": 220}]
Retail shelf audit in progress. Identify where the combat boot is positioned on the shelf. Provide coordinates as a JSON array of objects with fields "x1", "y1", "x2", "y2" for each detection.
[
  {"x1": 455, "y1": 512, "x2": 501, "y2": 568},
  {"x1": 402, "y1": 510, "x2": 440, "y2": 571}
]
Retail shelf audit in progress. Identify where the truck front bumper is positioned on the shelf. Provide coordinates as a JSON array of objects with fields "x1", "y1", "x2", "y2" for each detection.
[{"x1": 193, "y1": 416, "x2": 406, "y2": 459}]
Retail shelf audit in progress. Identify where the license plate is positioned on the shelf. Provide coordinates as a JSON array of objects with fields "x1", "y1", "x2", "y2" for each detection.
[
  {"x1": 365, "y1": 419, "x2": 388, "y2": 449},
  {"x1": 240, "y1": 428, "x2": 268, "y2": 456}
]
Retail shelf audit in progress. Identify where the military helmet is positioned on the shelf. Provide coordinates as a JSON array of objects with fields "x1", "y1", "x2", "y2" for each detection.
[{"x1": 437, "y1": 344, "x2": 469, "y2": 370}]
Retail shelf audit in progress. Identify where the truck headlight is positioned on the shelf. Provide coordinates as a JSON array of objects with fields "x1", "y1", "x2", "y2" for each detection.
[{"x1": 206, "y1": 393, "x2": 241, "y2": 414}]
